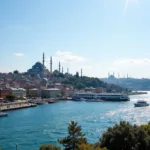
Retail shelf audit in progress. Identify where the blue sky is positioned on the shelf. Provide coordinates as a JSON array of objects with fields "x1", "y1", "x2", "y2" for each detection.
[{"x1": 0, "y1": 0, "x2": 150, "y2": 78}]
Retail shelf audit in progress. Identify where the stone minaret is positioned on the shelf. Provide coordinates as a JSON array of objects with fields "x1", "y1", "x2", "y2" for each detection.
[
  {"x1": 43, "y1": 52, "x2": 45, "y2": 67},
  {"x1": 67, "y1": 68, "x2": 69, "y2": 74},
  {"x1": 50, "y1": 56, "x2": 52, "y2": 73},
  {"x1": 59, "y1": 62, "x2": 61, "y2": 72},
  {"x1": 62, "y1": 67, "x2": 63, "y2": 74}
]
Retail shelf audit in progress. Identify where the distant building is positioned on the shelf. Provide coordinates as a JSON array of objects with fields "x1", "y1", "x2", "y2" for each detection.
[
  {"x1": 65, "y1": 88, "x2": 74, "y2": 97},
  {"x1": 85, "y1": 87, "x2": 96, "y2": 93},
  {"x1": 10, "y1": 88, "x2": 27, "y2": 98},
  {"x1": 0, "y1": 89, "x2": 11, "y2": 100},
  {"x1": 28, "y1": 88, "x2": 41, "y2": 97},
  {"x1": 41, "y1": 88, "x2": 60, "y2": 98},
  {"x1": 27, "y1": 62, "x2": 49, "y2": 77},
  {"x1": 95, "y1": 87, "x2": 105, "y2": 93},
  {"x1": 55, "y1": 83, "x2": 63, "y2": 90}
]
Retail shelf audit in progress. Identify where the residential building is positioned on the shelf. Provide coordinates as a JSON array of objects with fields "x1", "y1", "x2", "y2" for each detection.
[
  {"x1": 10, "y1": 88, "x2": 27, "y2": 98},
  {"x1": 0, "y1": 89, "x2": 11, "y2": 100},
  {"x1": 41, "y1": 88, "x2": 60, "y2": 98},
  {"x1": 28, "y1": 88, "x2": 41, "y2": 97}
]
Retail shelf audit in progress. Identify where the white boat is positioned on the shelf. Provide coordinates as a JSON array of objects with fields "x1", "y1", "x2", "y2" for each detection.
[
  {"x1": 86, "y1": 99, "x2": 103, "y2": 102},
  {"x1": 0, "y1": 111, "x2": 8, "y2": 117},
  {"x1": 134, "y1": 100, "x2": 149, "y2": 107},
  {"x1": 72, "y1": 93, "x2": 129, "y2": 102}
]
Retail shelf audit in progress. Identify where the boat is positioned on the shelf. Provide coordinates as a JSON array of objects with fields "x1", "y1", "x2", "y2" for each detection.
[
  {"x1": 86, "y1": 99, "x2": 103, "y2": 102},
  {"x1": 72, "y1": 93, "x2": 129, "y2": 102},
  {"x1": 0, "y1": 111, "x2": 8, "y2": 117},
  {"x1": 134, "y1": 100, "x2": 149, "y2": 107},
  {"x1": 36, "y1": 102, "x2": 48, "y2": 105}
]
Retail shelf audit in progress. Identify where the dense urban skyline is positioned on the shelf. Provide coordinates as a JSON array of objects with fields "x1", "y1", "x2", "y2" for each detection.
[{"x1": 0, "y1": 0, "x2": 150, "y2": 78}]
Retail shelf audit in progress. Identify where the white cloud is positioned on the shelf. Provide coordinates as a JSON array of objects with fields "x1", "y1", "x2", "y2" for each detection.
[
  {"x1": 114, "y1": 58, "x2": 150, "y2": 64},
  {"x1": 53, "y1": 50, "x2": 86, "y2": 63},
  {"x1": 14, "y1": 53, "x2": 24, "y2": 57}
]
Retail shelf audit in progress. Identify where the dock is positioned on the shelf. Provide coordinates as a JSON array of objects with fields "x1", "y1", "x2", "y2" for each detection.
[{"x1": 0, "y1": 102, "x2": 37, "y2": 111}]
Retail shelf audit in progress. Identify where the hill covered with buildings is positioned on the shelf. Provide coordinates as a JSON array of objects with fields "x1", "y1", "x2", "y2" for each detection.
[
  {"x1": 0, "y1": 53, "x2": 128, "y2": 100},
  {"x1": 101, "y1": 75, "x2": 150, "y2": 91}
]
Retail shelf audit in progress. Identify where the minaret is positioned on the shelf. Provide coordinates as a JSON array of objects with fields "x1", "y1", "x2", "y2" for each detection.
[
  {"x1": 43, "y1": 52, "x2": 45, "y2": 67},
  {"x1": 67, "y1": 68, "x2": 69, "y2": 74},
  {"x1": 62, "y1": 67, "x2": 63, "y2": 74},
  {"x1": 50, "y1": 56, "x2": 52, "y2": 73},
  {"x1": 59, "y1": 62, "x2": 61, "y2": 72},
  {"x1": 108, "y1": 72, "x2": 110, "y2": 78},
  {"x1": 81, "y1": 68, "x2": 82, "y2": 78}
]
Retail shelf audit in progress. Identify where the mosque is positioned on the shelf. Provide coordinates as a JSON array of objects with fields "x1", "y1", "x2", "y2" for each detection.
[{"x1": 27, "y1": 53, "x2": 52, "y2": 77}]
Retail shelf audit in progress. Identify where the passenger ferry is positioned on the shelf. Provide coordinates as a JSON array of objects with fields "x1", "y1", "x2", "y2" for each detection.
[
  {"x1": 72, "y1": 93, "x2": 129, "y2": 102},
  {"x1": 134, "y1": 100, "x2": 149, "y2": 107}
]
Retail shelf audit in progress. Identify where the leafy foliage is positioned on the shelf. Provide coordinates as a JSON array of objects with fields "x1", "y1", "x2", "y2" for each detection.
[
  {"x1": 6, "y1": 94, "x2": 16, "y2": 101},
  {"x1": 40, "y1": 144, "x2": 61, "y2": 150},
  {"x1": 100, "y1": 121, "x2": 148, "y2": 150},
  {"x1": 58, "y1": 121, "x2": 87, "y2": 150},
  {"x1": 78, "y1": 143, "x2": 106, "y2": 150},
  {"x1": 13, "y1": 70, "x2": 19, "y2": 74}
]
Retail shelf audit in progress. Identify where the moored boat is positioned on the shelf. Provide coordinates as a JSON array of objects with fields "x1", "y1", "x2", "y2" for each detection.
[
  {"x1": 134, "y1": 100, "x2": 149, "y2": 107},
  {"x1": 72, "y1": 93, "x2": 129, "y2": 102},
  {"x1": 0, "y1": 111, "x2": 8, "y2": 117}
]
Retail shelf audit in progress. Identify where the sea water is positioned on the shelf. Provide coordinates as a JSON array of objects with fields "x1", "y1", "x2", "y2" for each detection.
[{"x1": 0, "y1": 92, "x2": 150, "y2": 150}]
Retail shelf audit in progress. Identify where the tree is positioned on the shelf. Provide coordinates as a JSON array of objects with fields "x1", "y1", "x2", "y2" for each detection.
[
  {"x1": 6, "y1": 94, "x2": 16, "y2": 101},
  {"x1": 76, "y1": 72, "x2": 79, "y2": 78},
  {"x1": 13, "y1": 70, "x2": 19, "y2": 74},
  {"x1": 40, "y1": 144, "x2": 61, "y2": 150},
  {"x1": 100, "y1": 121, "x2": 147, "y2": 150},
  {"x1": 58, "y1": 121, "x2": 87, "y2": 150},
  {"x1": 76, "y1": 83, "x2": 85, "y2": 90},
  {"x1": 78, "y1": 143, "x2": 106, "y2": 150}
]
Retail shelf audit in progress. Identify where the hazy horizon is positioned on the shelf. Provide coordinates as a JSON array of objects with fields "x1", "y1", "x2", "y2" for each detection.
[{"x1": 0, "y1": 0, "x2": 150, "y2": 78}]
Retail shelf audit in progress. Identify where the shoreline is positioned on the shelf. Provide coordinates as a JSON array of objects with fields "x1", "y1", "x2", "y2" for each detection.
[{"x1": 0, "y1": 102, "x2": 37, "y2": 111}]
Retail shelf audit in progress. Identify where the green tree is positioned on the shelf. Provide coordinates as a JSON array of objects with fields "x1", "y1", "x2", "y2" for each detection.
[
  {"x1": 76, "y1": 72, "x2": 79, "y2": 78},
  {"x1": 58, "y1": 121, "x2": 87, "y2": 150},
  {"x1": 40, "y1": 144, "x2": 61, "y2": 150},
  {"x1": 6, "y1": 94, "x2": 16, "y2": 101},
  {"x1": 76, "y1": 83, "x2": 85, "y2": 90},
  {"x1": 100, "y1": 121, "x2": 147, "y2": 150},
  {"x1": 78, "y1": 143, "x2": 106, "y2": 150},
  {"x1": 13, "y1": 70, "x2": 19, "y2": 74}
]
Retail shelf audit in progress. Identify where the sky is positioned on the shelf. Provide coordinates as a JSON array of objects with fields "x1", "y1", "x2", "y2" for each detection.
[{"x1": 0, "y1": 0, "x2": 150, "y2": 78}]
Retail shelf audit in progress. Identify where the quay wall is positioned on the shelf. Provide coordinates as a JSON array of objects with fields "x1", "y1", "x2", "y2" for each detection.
[{"x1": 0, "y1": 102, "x2": 36, "y2": 111}]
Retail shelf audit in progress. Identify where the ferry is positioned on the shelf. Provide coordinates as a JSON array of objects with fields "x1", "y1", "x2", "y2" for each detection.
[
  {"x1": 72, "y1": 93, "x2": 129, "y2": 102},
  {"x1": 134, "y1": 100, "x2": 149, "y2": 107}
]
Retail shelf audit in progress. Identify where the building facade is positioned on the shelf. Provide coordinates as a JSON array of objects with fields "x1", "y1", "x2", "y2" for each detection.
[
  {"x1": 10, "y1": 88, "x2": 27, "y2": 98},
  {"x1": 41, "y1": 88, "x2": 60, "y2": 98}
]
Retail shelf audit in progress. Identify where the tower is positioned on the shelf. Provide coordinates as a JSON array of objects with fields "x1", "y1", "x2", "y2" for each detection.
[
  {"x1": 59, "y1": 62, "x2": 61, "y2": 72},
  {"x1": 67, "y1": 68, "x2": 69, "y2": 74},
  {"x1": 50, "y1": 56, "x2": 52, "y2": 73},
  {"x1": 81, "y1": 68, "x2": 82, "y2": 78},
  {"x1": 62, "y1": 66, "x2": 63, "y2": 74},
  {"x1": 43, "y1": 52, "x2": 45, "y2": 67}
]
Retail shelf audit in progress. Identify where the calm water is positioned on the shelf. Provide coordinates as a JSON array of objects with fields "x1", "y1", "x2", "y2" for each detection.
[{"x1": 1, "y1": 92, "x2": 150, "y2": 150}]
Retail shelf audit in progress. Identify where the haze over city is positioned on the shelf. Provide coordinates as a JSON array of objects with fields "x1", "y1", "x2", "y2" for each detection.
[{"x1": 0, "y1": 0, "x2": 150, "y2": 78}]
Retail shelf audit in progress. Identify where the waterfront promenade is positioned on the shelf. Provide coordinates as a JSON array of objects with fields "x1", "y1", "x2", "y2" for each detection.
[{"x1": 0, "y1": 101, "x2": 36, "y2": 111}]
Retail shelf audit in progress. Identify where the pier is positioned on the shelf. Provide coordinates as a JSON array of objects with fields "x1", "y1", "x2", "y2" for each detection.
[{"x1": 0, "y1": 101, "x2": 37, "y2": 111}]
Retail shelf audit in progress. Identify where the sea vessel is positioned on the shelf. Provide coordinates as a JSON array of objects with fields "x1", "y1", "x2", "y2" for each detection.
[
  {"x1": 0, "y1": 111, "x2": 8, "y2": 117},
  {"x1": 72, "y1": 93, "x2": 129, "y2": 102},
  {"x1": 134, "y1": 100, "x2": 149, "y2": 107},
  {"x1": 86, "y1": 99, "x2": 103, "y2": 102}
]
